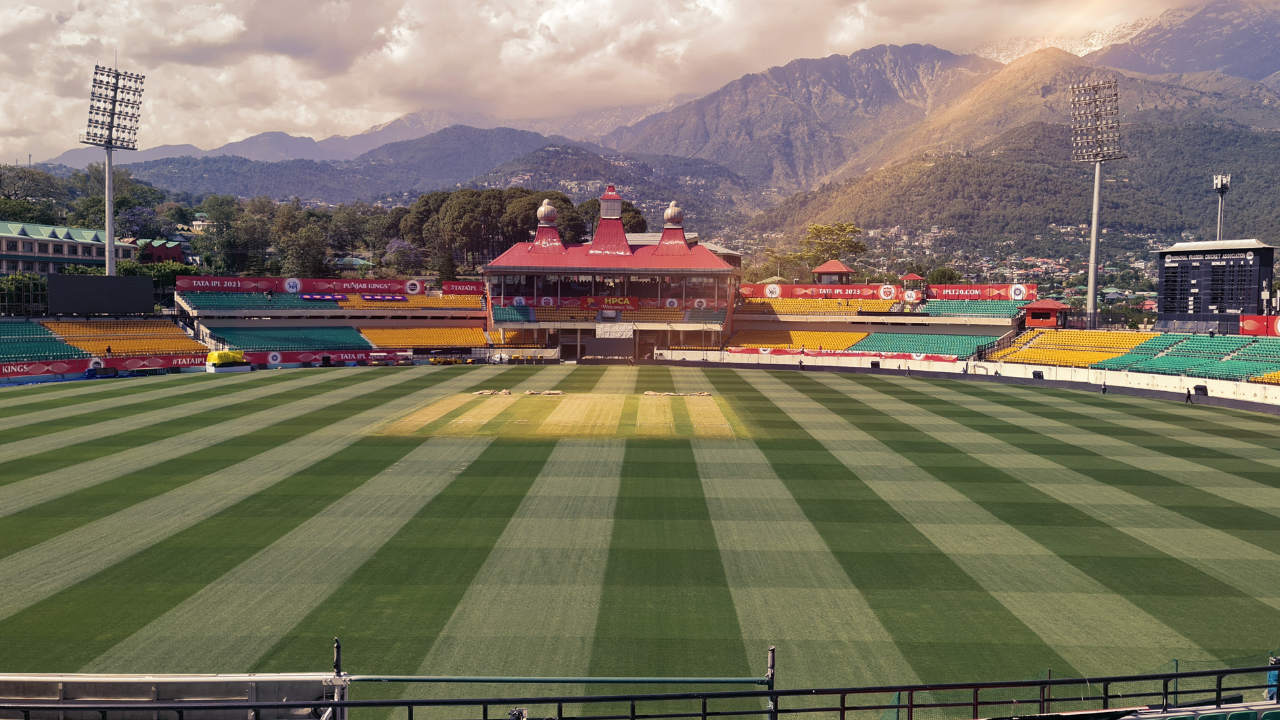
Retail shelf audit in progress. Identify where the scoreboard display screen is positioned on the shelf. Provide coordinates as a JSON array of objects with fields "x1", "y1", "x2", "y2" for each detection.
[
  {"x1": 48, "y1": 275, "x2": 154, "y2": 315},
  {"x1": 1157, "y1": 241, "x2": 1274, "y2": 332}
]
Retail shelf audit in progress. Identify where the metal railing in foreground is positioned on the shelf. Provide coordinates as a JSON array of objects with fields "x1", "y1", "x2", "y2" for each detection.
[{"x1": 1, "y1": 664, "x2": 1277, "y2": 720}]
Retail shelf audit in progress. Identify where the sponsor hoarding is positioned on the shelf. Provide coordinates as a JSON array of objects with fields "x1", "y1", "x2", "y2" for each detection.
[
  {"x1": 740, "y1": 284, "x2": 903, "y2": 300},
  {"x1": 925, "y1": 284, "x2": 1037, "y2": 301},
  {"x1": 443, "y1": 281, "x2": 485, "y2": 295},
  {"x1": 1239, "y1": 315, "x2": 1280, "y2": 336},
  {"x1": 1, "y1": 354, "x2": 207, "y2": 378},
  {"x1": 242, "y1": 350, "x2": 374, "y2": 364},
  {"x1": 176, "y1": 276, "x2": 426, "y2": 294},
  {"x1": 726, "y1": 348, "x2": 959, "y2": 362},
  {"x1": 495, "y1": 296, "x2": 728, "y2": 310}
]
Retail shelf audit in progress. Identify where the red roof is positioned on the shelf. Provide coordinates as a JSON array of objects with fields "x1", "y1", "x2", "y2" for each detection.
[
  {"x1": 813, "y1": 259, "x2": 855, "y2": 274},
  {"x1": 1019, "y1": 298, "x2": 1070, "y2": 310},
  {"x1": 588, "y1": 217, "x2": 632, "y2": 256},
  {"x1": 529, "y1": 224, "x2": 565, "y2": 253},
  {"x1": 653, "y1": 225, "x2": 692, "y2": 256},
  {"x1": 486, "y1": 241, "x2": 733, "y2": 273},
  {"x1": 900, "y1": 272, "x2": 925, "y2": 280}
]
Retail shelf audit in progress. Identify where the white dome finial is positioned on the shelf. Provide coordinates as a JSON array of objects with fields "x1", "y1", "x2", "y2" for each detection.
[
  {"x1": 664, "y1": 200, "x2": 684, "y2": 226},
  {"x1": 536, "y1": 199, "x2": 557, "y2": 224}
]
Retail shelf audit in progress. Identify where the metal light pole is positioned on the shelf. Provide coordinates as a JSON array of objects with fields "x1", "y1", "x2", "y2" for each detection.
[
  {"x1": 1070, "y1": 78, "x2": 1125, "y2": 329},
  {"x1": 1214, "y1": 174, "x2": 1231, "y2": 241},
  {"x1": 79, "y1": 64, "x2": 145, "y2": 276}
]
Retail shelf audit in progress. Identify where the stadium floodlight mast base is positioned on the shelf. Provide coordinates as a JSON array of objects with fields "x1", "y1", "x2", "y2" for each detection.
[
  {"x1": 79, "y1": 64, "x2": 145, "y2": 277},
  {"x1": 1214, "y1": 174, "x2": 1231, "y2": 242},
  {"x1": 1070, "y1": 78, "x2": 1125, "y2": 329}
]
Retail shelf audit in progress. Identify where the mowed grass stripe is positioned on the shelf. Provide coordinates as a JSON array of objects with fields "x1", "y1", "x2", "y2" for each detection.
[
  {"x1": 822, "y1": 374, "x2": 1279, "y2": 660},
  {"x1": 554, "y1": 366, "x2": 606, "y2": 392},
  {"x1": 0, "y1": 366, "x2": 488, "y2": 625},
  {"x1": 636, "y1": 366, "x2": 676, "y2": 393},
  {"x1": 887, "y1": 377, "x2": 1280, "y2": 615},
  {"x1": 591, "y1": 366, "x2": 637, "y2": 394},
  {"x1": 400, "y1": 439, "x2": 624, "y2": 705},
  {"x1": 0, "y1": 371, "x2": 202, "y2": 407},
  {"x1": 0, "y1": 371, "x2": 435, "y2": 560},
  {"x1": 588, "y1": 439, "x2": 753, "y2": 688},
  {"x1": 84, "y1": 436, "x2": 492, "y2": 673},
  {"x1": 0, "y1": 369, "x2": 314, "y2": 448},
  {"x1": 251, "y1": 439, "x2": 555, "y2": 678},
  {"x1": 0, "y1": 369, "x2": 360, "y2": 484},
  {"x1": 981, "y1": 383, "x2": 1280, "y2": 468},
  {"x1": 0, "y1": 433, "x2": 435, "y2": 672},
  {"x1": 670, "y1": 366, "x2": 715, "y2": 394},
  {"x1": 0, "y1": 369, "x2": 431, "y2": 518},
  {"x1": 692, "y1": 439, "x2": 918, "y2": 691},
  {"x1": 0, "y1": 372, "x2": 224, "y2": 418},
  {"x1": 751, "y1": 370, "x2": 1204, "y2": 676},
  {"x1": 466, "y1": 365, "x2": 541, "y2": 391},
  {"x1": 509, "y1": 364, "x2": 574, "y2": 391},
  {"x1": 701, "y1": 369, "x2": 1073, "y2": 683},
  {"x1": 1026, "y1": 386, "x2": 1280, "y2": 454}
]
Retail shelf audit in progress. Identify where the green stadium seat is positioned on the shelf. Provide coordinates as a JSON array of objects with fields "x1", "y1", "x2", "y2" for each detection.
[
  {"x1": 923, "y1": 300, "x2": 1027, "y2": 318},
  {"x1": 848, "y1": 333, "x2": 999, "y2": 358},
  {"x1": 493, "y1": 306, "x2": 535, "y2": 322},
  {"x1": 1258, "y1": 711, "x2": 1280, "y2": 720},
  {"x1": 0, "y1": 322, "x2": 91, "y2": 362},
  {"x1": 207, "y1": 326, "x2": 373, "y2": 352},
  {"x1": 685, "y1": 309, "x2": 727, "y2": 324},
  {"x1": 1197, "y1": 713, "x2": 1226, "y2": 720},
  {"x1": 1226, "y1": 711, "x2": 1257, "y2": 720}
]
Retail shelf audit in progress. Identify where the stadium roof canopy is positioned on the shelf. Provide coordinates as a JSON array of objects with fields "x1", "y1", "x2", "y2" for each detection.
[
  {"x1": 813, "y1": 259, "x2": 855, "y2": 274},
  {"x1": 1158, "y1": 239, "x2": 1274, "y2": 253},
  {"x1": 0, "y1": 221, "x2": 106, "y2": 244}
]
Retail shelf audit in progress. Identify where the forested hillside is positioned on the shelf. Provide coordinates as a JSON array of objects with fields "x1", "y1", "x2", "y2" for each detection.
[{"x1": 748, "y1": 122, "x2": 1280, "y2": 244}]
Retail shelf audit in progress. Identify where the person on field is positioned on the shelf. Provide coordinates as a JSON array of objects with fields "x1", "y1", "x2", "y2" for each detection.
[{"x1": 1185, "y1": 388, "x2": 1193, "y2": 404}]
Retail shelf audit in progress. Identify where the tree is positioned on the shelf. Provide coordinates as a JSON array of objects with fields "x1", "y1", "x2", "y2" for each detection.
[
  {"x1": 927, "y1": 267, "x2": 963, "y2": 284},
  {"x1": 799, "y1": 222, "x2": 865, "y2": 267},
  {"x1": 621, "y1": 200, "x2": 647, "y2": 234},
  {"x1": 115, "y1": 206, "x2": 176, "y2": 240},
  {"x1": 383, "y1": 239, "x2": 425, "y2": 274},
  {"x1": 0, "y1": 198, "x2": 61, "y2": 225},
  {"x1": 500, "y1": 192, "x2": 586, "y2": 247},
  {"x1": 435, "y1": 251, "x2": 457, "y2": 282},
  {"x1": 0, "y1": 165, "x2": 69, "y2": 202},
  {"x1": 278, "y1": 225, "x2": 330, "y2": 278}
]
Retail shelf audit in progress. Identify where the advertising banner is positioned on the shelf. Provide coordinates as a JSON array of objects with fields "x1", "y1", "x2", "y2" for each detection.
[
  {"x1": 726, "y1": 348, "x2": 959, "y2": 362},
  {"x1": 496, "y1": 296, "x2": 728, "y2": 310},
  {"x1": 1240, "y1": 315, "x2": 1280, "y2": 336},
  {"x1": 925, "y1": 284, "x2": 1037, "y2": 301},
  {"x1": 176, "y1": 276, "x2": 426, "y2": 294},
  {"x1": 242, "y1": 350, "x2": 374, "y2": 364},
  {"x1": 443, "y1": 281, "x2": 486, "y2": 295},
  {"x1": 0, "y1": 354, "x2": 207, "y2": 379},
  {"x1": 740, "y1": 284, "x2": 902, "y2": 300}
]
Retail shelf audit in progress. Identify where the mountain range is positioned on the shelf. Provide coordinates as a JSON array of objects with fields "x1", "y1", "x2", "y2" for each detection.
[{"x1": 37, "y1": 0, "x2": 1280, "y2": 247}]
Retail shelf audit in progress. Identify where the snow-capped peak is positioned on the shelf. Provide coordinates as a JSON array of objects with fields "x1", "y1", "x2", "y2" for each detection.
[{"x1": 970, "y1": 16, "x2": 1157, "y2": 64}]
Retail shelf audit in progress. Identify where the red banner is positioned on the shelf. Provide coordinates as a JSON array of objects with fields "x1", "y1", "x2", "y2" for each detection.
[
  {"x1": 1240, "y1": 315, "x2": 1280, "y2": 336},
  {"x1": 176, "y1": 276, "x2": 426, "y2": 294},
  {"x1": 443, "y1": 281, "x2": 485, "y2": 295},
  {"x1": 925, "y1": 284, "x2": 1037, "y2": 301},
  {"x1": 740, "y1": 284, "x2": 901, "y2": 300},
  {"x1": 1, "y1": 354, "x2": 207, "y2": 379},
  {"x1": 242, "y1": 350, "x2": 374, "y2": 364},
  {"x1": 496, "y1": 296, "x2": 728, "y2": 310},
  {"x1": 726, "y1": 348, "x2": 958, "y2": 362}
]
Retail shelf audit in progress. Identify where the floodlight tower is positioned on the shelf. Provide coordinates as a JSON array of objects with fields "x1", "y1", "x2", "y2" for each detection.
[
  {"x1": 1070, "y1": 78, "x2": 1125, "y2": 329},
  {"x1": 79, "y1": 65, "x2": 145, "y2": 276},
  {"x1": 1214, "y1": 174, "x2": 1231, "y2": 241}
]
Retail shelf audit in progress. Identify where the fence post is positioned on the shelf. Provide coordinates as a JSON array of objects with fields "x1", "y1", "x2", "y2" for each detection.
[
  {"x1": 767, "y1": 646, "x2": 778, "y2": 720},
  {"x1": 1102, "y1": 682, "x2": 1110, "y2": 710},
  {"x1": 907, "y1": 690, "x2": 914, "y2": 720},
  {"x1": 1044, "y1": 669, "x2": 1051, "y2": 714},
  {"x1": 1215, "y1": 674, "x2": 1223, "y2": 708},
  {"x1": 972, "y1": 687, "x2": 979, "y2": 719},
  {"x1": 1161, "y1": 679, "x2": 1169, "y2": 712}
]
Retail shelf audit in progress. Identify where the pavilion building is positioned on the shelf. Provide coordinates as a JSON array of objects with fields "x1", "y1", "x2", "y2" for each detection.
[{"x1": 483, "y1": 186, "x2": 740, "y2": 359}]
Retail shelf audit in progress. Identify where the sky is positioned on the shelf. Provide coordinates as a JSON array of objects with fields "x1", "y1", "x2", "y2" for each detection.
[{"x1": 0, "y1": 0, "x2": 1194, "y2": 163}]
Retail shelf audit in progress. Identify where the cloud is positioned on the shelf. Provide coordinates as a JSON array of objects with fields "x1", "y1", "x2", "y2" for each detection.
[{"x1": 0, "y1": 0, "x2": 1195, "y2": 163}]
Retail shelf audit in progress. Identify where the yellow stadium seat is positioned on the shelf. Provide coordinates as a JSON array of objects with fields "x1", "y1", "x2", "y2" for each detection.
[
  {"x1": 338, "y1": 295, "x2": 484, "y2": 311},
  {"x1": 999, "y1": 330, "x2": 1159, "y2": 368},
  {"x1": 737, "y1": 298, "x2": 895, "y2": 316},
  {"x1": 42, "y1": 320, "x2": 209, "y2": 356},
  {"x1": 359, "y1": 327, "x2": 487, "y2": 348},
  {"x1": 728, "y1": 330, "x2": 868, "y2": 350}
]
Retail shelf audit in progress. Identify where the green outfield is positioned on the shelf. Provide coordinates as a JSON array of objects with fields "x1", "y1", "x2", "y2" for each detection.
[{"x1": 1, "y1": 363, "x2": 1279, "y2": 701}]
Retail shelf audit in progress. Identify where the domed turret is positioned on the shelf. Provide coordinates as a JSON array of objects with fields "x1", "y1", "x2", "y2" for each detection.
[
  {"x1": 536, "y1": 199, "x2": 558, "y2": 224},
  {"x1": 663, "y1": 201, "x2": 684, "y2": 226}
]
